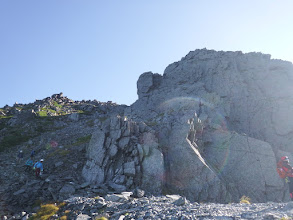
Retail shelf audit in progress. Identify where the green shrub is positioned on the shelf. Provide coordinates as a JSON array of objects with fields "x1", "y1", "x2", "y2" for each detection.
[
  {"x1": 47, "y1": 109, "x2": 57, "y2": 114},
  {"x1": 72, "y1": 135, "x2": 92, "y2": 146},
  {"x1": 53, "y1": 101, "x2": 63, "y2": 108},
  {"x1": 98, "y1": 117, "x2": 108, "y2": 122},
  {"x1": 95, "y1": 217, "x2": 108, "y2": 220},
  {"x1": 29, "y1": 203, "x2": 59, "y2": 220},
  {"x1": 59, "y1": 149, "x2": 70, "y2": 156},
  {"x1": 239, "y1": 195, "x2": 251, "y2": 204},
  {"x1": 38, "y1": 111, "x2": 47, "y2": 117},
  {"x1": 145, "y1": 120, "x2": 158, "y2": 127},
  {"x1": 0, "y1": 119, "x2": 8, "y2": 130},
  {"x1": 86, "y1": 120, "x2": 95, "y2": 127},
  {"x1": 0, "y1": 115, "x2": 13, "y2": 119},
  {"x1": 0, "y1": 130, "x2": 32, "y2": 152}
]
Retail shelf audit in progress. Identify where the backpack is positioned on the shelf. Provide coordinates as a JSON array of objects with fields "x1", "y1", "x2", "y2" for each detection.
[{"x1": 277, "y1": 167, "x2": 287, "y2": 179}]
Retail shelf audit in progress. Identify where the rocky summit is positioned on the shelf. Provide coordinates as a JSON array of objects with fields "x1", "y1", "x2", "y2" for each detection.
[{"x1": 1, "y1": 49, "x2": 293, "y2": 219}]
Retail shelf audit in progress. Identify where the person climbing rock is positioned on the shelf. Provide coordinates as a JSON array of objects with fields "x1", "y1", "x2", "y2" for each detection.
[
  {"x1": 24, "y1": 157, "x2": 34, "y2": 172},
  {"x1": 277, "y1": 156, "x2": 293, "y2": 200},
  {"x1": 33, "y1": 159, "x2": 44, "y2": 177},
  {"x1": 30, "y1": 150, "x2": 35, "y2": 159},
  {"x1": 17, "y1": 150, "x2": 23, "y2": 163}
]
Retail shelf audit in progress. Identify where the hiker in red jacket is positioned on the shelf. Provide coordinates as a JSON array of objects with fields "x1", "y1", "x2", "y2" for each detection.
[{"x1": 277, "y1": 156, "x2": 293, "y2": 200}]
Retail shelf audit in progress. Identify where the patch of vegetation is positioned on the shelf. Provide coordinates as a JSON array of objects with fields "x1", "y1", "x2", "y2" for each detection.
[
  {"x1": 95, "y1": 217, "x2": 108, "y2": 220},
  {"x1": 34, "y1": 117, "x2": 66, "y2": 134},
  {"x1": 0, "y1": 122, "x2": 6, "y2": 130},
  {"x1": 239, "y1": 195, "x2": 251, "y2": 204},
  {"x1": 29, "y1": 202, "x2": 66, "y2": 220},
  {"x1": 29, "y1": 203, "x2": 59, "y2": 220},
  {"x1": 35, "y1": 125, "x2": 48, "y2": 133},
  {"x1": 59, "y1": 149, "x2": 70, "y2": 156},
  {"x1": 98, "y1": 117, "x2": 108, "y2": 122},
  {"x1": 0, "y1": 115, "x2": 13, "y2": 119},
  {"x1": 0, "y1": 129, "x2": 33, "y2": 152},
  {"x1": 157, "y1": 112, "x2": 165, "y2": 117},
  {"x1": 79, "y1": 110, "x2": 92, "y2": 115},
  {"x1": 53, "y1": 101, "x2": 63, "y2": 108},
  {"x1": 72, "y1": 135, "x2": 92, "y2": 146},
  {"x1": 145, "y1": 120, "x2": 158, "y2": 127},
  {"x1": 280, "y1": 217, "x2": 292, "y2": 220},
  {"x1": 86, "y1": 119, "x2": 95, "y2": 127},
  {"x1": 37, "y1": 106, "x2": 69, "y2": 117},
  {"x1": 58, "y1": 110, "x2": 67, "y2": 116},
  {"x1": 37, "y1": 111, "x2": 48, "y2": 117},
  {"x1": 47, "y1": 109, "x2": 57, "y2": 114},
  {"x1": 47, "y1": 148, "x2": 70, "y2": 158}
]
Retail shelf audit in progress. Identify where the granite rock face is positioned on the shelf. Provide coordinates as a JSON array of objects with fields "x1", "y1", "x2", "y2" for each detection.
[
  {"x1": 82, "y1": 116, "x2": 164, "y2": 194},
  {"x1": 130, "y1": 49, "x2": 293, "y2": 202}
]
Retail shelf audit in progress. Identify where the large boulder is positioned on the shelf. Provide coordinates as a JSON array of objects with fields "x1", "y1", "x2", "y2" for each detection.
[{"x1": 198, "y1": 129, "x2": 286, "y2": 202}]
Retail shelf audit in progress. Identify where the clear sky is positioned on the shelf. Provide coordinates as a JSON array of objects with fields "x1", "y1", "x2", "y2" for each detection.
[{"x1": 1, "y1": 0, "x2": 293, "y2": 107}]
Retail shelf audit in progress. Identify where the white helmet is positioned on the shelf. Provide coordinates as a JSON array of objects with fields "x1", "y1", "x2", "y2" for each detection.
[
  {"x1": 20, "y1": 150, "x2": 23, "y2": 152},
  {"x1": 40, "y1": 159, "x2": 44, "y2": 162}
]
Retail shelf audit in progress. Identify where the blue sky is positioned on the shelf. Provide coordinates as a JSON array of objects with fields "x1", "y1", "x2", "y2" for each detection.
[{"x1": 1, "y1": 1, "x2": 293, "y2": 107}]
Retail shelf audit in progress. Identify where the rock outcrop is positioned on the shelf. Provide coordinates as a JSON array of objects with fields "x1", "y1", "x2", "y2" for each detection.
[
  {"x1": 130, "y1": 49, "x2": 293, "y2": 202},
  {"x1": 82, "y1": 116, "x2": 164, "y2": 195}
]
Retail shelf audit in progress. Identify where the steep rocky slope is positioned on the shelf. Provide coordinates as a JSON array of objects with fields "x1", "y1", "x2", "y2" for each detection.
[{"x1": 0, "y1": 93, "x2": 127, "y2": 216}]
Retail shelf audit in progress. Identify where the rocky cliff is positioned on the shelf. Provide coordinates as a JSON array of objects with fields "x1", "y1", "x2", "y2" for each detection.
[
  {"x1": 1, "y1": 49, "x2": 293, "y2": 217},
  {"x1": 130, "y1": 49, "x2": 293, "y2": 202}
]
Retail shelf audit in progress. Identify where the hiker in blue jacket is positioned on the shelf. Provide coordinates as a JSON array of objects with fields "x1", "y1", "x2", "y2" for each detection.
[
  {"x1": 24, "y1": 157, "x2": 34, "y2": 172},
  {"x1": 34, "y1": 159, "x2": 44, "y2": 177}
]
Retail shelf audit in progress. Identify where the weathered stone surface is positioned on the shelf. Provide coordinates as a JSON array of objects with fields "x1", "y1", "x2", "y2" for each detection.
[
  {"x1": 140, "y1": 132, "x2": 164, "y2": 195},
  {"x1": 173, "y1": 196, "x2": 189, "y2": 206},
  {"x1": 79, "y1": 182, "x2": 90, "y2": 189},
  {"x1": 82, "y1": 160, "x2": 105, "y2": 183},
  {"x1": 13, "y1": 189, "x2": 25, "y2": 196},
  {"x1": 86, "y1": 129, "x2": 105, "y2": 165},
  {"x1": 123, "y1": 161, "x2": 136, "y2": 177},
  {"x1": 82, "y1": 116, "x2": 163, "y2": 194},
  {"x1": 130, "y1": 49, "x2": 293, "y2": 202},
  {"x1": 132, "y1": 188, "x2": 145, "y2": 198},
  {"x1": 199, "y1": 130, "x2": 285, "y2": 202},
  {"x1": 59, "y1": 184, "x2": 75, "y2": 195},
  {"x1": 68, "y1": 112, "x2": 79, "y2": 121},
  {"x1": 76, "y1": 214, "x2": 90, "y2": 220},
  {"x1": 118, "y1": 137, "x2": 130, "y2": 149},
  {"x1": 109, "y1": 144, "x2": 118, "y2": 158},
  {"x1": 108, "y1": 182, "x2": 127, "y2": 193},
  {"x1": 55, "y1": 161, "x2": 63, "y2": 167},
  {"x1": 105, "y1": 194, "x2": 130, "y2": 202}
]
